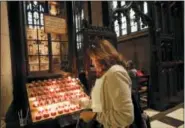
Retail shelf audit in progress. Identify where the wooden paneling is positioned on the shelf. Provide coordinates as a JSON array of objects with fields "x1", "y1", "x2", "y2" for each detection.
[
  {"x1": 117, "y1": 34, "x2": 150, "y2": 74},
  {"x1": 91, "y1": 1, "x2": 103, "y2": 26}
]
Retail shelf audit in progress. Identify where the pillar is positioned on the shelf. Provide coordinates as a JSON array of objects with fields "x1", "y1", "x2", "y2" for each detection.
[{"x1": 1, "y1": 1, "x2": 13, "y2": 123}]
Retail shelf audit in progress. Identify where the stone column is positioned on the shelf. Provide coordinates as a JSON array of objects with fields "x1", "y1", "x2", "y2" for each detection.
[{"x1": 1, "y1": 1, "x2": 13, "y2": 123}]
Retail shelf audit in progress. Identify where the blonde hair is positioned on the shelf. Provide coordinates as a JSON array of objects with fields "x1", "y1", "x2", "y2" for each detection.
[{"x1": 87, "y1": 39, "x2": 126, "y2": 76}]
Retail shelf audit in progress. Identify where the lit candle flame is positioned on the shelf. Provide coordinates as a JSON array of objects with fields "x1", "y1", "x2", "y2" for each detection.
[
  {"x1": 72, "y1": 78, "x2": 75, "y2": 82},
  {"x1": 29, "y1": 97, "x2": 36, "y2": 101},
  {"x1": 34, "y1": 101, "x2": 38, "y2": 106},
  {"x1": 68, "y1": 76, "x2": 71, "y2": 80},
  {"x1": 50, "y1": 88, "x2": 54, "y2": 92},
  {"x1": 38, "y1": 107, "x2": 44, "y2": 112}
]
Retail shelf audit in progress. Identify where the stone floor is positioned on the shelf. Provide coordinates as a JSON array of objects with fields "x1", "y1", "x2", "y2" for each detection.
[
  {"x1": 1, "y1": 118, "x2": 6, "y2": 128},
  {"x1": 1, "y1": 103, "x2": 184, "y2": 128},
  {"x1": 144, "y1": 103, "x2": 184, "y2": 128}
]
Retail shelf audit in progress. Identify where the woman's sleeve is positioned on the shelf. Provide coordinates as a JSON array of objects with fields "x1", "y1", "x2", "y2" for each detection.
[
  {"x1": 80, "y1": 99, "x2": 92, "y2": 109},
  {"x1": 96, "y1": 71, "x2": 134, "y2": 127}
]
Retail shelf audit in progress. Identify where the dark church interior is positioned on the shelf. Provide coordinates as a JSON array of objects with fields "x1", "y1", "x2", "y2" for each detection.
[{"x1": 0, "y1": 1, "x2": 184, "y2": 128}]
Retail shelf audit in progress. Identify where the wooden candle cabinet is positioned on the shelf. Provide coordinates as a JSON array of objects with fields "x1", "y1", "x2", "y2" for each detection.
[{"x1": 26, "y1": 76, "x2": 90, "y2": 123}]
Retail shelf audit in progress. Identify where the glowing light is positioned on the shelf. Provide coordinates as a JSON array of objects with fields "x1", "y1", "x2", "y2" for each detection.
[
  {"x1": 33, "y1": 101, "x2": 39, "y2": 107},
  {"x1": 72, "y1": 78, "x2": 75, "y2": 82},
  {"x1": 50, "y1": 88, "x2": 54, "y2": 92},
  {"x1": 68, "y1": 76, "x2": 72, "y2": 80},
  {"x1": 38, "y1": 107, "x2": 44, "y2": 112},
  {"x1": 29, "y1": 97, "x2": 36, "y2": 101}
]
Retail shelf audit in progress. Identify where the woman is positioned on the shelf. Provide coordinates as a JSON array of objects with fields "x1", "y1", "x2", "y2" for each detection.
[{"x1": 79, "y1": 39, "x2": 134, "y2": 128}]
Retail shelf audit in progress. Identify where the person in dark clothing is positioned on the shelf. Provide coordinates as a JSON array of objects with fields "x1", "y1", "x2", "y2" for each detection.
[
  {"x1": 78, "y1": 71, "x2": 90, "y2": 95},
  {"x1": 127, "y1": 60, "x2": 148, "y2": 89}
]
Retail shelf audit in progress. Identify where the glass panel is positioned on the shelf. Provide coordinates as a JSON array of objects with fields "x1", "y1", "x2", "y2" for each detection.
[
  {"x1": 76, "y1": 33, "x2": 82, "y2": 50},
  {"x1": 29, "y1": 56, "x2": 39, "y2": 65},
  {"x1": 33, "y1": 1, "x2": 38, "y2": 6},
  {"x1": 140, "y1": 18, "x2": 148, "y2": 30},
  {"x1": 29, "y1": 64, "x2": 39, "y2": 72},
  {"x1": 75, "y1": 16, "x2": 78, "y2": 32},
  {"x1": 40, "y1": 64, "x2": 49, "y2": 71},
  {"x1": 78, "y1": 14, "x2": 81, "y2": 28},
  {"x1": 39, "y1": 5, "x2": 44, "y2": 12},
  {"x1": 40, "y1": 56, "x2": 49, "y2": 64},
  {"x1": 116, "y1": 28, "x2": 120, "y2": 37},
  {"x1": 27, "y1": 2, "x2": 32, "y2": 10},
  {"x1": 25, "y1": 1, "x2": 69, "y2": 73},
  {"x1": 52, "y1": 56, "x2": 61, "y2": 71},
  {"x1": 130, "y1": 9, "x2": 137, "y2": 32},
  {"x1": 28, "y1": 12, "x2": 33, "y2": 25},
  {"x1": 81, "y1": 9, "x2": 84, "y2": 19},
  {"x1": 26, "y1": 27, "x2": 37, "y2": 40},
  {"x1": 28, "y1": 44, "x2": 34, "y2": 55},
  {"x1": 27, "y1": 41, "x2": 39, "y2": 55},
  {"x1": 114, "y1": 20, "x2": 118, "y2": 29},
  {"x1": 131, "y1": 22, "x2": 137, "y2": 32},
  {"x1": 38, "y1": 28, "x2": 47, "y2": 40},
  {"x1": 115, "y1": 25, "x2": 119, "y2": 33},
  {"x1": 51, "y1": 33, "x2": 61, "y2": 41},
  {"x1": 122, "y1": 28, "x2": 127, "y2": 35},
  {"x1": 121, "y1": 14, "x2": 127, "y2": 35},
  {"x1": 113, "y1": 1, "x2": 117, "y2": 9},
  {"x1": 74, "y1": 1, "x2": 84, "y2": 71},
  {"x1": 26, "y1": 1, "x2": 44, "y2": 28},
  {"x1": 27, "y1": 41, "x2": 37, "y2": 55},
  {"x1": 33, "y1": 12, "x2": 39, "y2": 25},
  {"x1": 27, "y1": 2, "x2": 33, "y2": 27},
  {"x1": 40, "y1": 56, "x2": 49, "y2": 71},
  {"x1": 40, "y1": 13, "x2": 44, "y2": 25},
  {"x1": 114, "y1": 20, "x2": 120, "y2": 37},
  {"x1": 74, "y1": 1, "x2": 84, "y2": 33},
  {"x1": 79, "y1": 34, "x2": 83, "y2": 50},
  {"x1": 77, "y1": 44, "x2": 80, "y2": 50},
  {"x1": 130, "y1": 9, "x2": 135, "y2": 19},
  {"x1": 39, "y1": 41, "x2": 48, "y2": 55},
  {"x1": 121, "y1": 18, "x2": 126, "y2": 28},
  {"x1": 52, "y1": 42, "x2": 60, "y2": 55},
  {"x1": 144, "y1": 2, "x2": 148, "y2": 14},
  {"x1": 140, "y1": 18, "x2": 143, "y2": 29},
  {"x1": 121, "y1": 1, "x2": 125, "y2": 6}
]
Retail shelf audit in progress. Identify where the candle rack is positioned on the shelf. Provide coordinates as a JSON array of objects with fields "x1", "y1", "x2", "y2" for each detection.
[{"x1": 26, "y1": 76, "x2": 90, "y2": 123}]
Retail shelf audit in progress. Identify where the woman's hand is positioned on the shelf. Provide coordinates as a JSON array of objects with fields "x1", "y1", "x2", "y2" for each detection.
[
  {"x1": 71, "y1": 99, "x2": 90, "y2": 108},
  {"x1": 80, "y1": 111, "x2": 96, "y2": 122}
]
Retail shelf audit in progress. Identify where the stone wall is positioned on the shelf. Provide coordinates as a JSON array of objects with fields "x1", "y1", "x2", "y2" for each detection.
[{"x1": 1, "y1": 1, "x2": 13, "y2": 120}]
